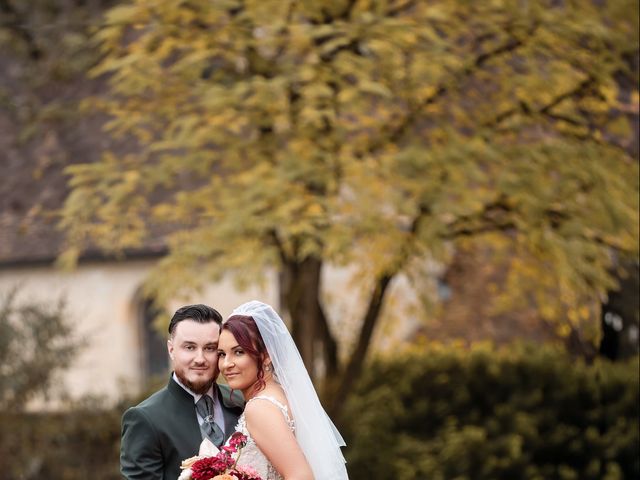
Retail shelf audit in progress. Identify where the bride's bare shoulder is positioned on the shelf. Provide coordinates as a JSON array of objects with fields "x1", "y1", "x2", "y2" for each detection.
[{"x1": 245, "y1": 388, "x2": 290, "y2": 419}]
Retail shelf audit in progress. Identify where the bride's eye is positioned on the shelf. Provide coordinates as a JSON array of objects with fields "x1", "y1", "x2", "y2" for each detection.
[
  {"x1": 217, "y1": 351, "x2": 225, "y2": 357},
  {"x1": 234, "y1": 348, "x2": 244, "y2": 356}
]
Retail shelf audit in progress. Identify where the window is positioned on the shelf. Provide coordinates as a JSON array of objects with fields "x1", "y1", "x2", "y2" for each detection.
[{"x1": 138, "y1": 297, "x2": 169, "y2": 381}]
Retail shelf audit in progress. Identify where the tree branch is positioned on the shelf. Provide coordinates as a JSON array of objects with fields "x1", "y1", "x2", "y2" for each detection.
[
  {"x1": 484, "y1": 76, "x2": 596, "y2": 129},
  {"x1": 539, "y1": 77, "x2": 595, "y2": 116},
  {"x1": 387, "y1": 0, "x2": 416, "y2": 17},
  {"x1": 367, "y1": 22, "x2": 538, "y2": 154},
  {"x1": 317, "y1": 299, "x2": 339, "y2": 377},
  {"x1": 337, "y1": 0, "x2": 358, "y2": 21},
  {"x1": 329, "y1": 272, "x2": 393, "y2": 422},
  {"x1": 443, "y1": 196, "x2": 515, "y2": 239},
  {"x1": 329, "y1": 203, "x2": 432, "y2": 420}
]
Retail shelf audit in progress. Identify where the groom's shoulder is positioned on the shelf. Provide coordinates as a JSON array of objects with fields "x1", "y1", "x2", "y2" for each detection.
[
  {"x1": 217, "y1": 383, "x2": 244, "y2": 407},
  {"x1": 120, "y1": 387, "x2": 168, "y2": 430},
  {"x1": 126, "y1": 384, "x2": 171, "y2": 415},
  {"x1": 139, "y1": 385, "x2": 170, "y2": 406}
]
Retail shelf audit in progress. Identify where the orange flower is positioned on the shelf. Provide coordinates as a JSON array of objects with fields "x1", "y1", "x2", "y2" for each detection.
[{"x1": 180, "y1": 455, "x2": 203, "y2": 469}]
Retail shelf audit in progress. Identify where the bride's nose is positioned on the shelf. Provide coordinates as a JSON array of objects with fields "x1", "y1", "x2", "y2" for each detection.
[{"x1": 222, "y1": 357, "x2": 234, "y2": 370}]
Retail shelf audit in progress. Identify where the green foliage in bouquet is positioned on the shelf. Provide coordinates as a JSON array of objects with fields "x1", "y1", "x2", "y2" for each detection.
[{"x1": 343, "y1": 343, "x2": 639, "y2": 480}]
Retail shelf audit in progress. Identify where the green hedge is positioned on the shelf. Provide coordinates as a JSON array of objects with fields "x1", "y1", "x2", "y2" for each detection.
[
  {"x1": 0, "y1": 407, "x2": 122, "y2": 480},
  {"x1": 0, "y1": 383, "x2": 165, "y2": 480},
  {"x1": 1, "y1": 346, "x2": 637, "y2": 480},
  {"x1": 342, "y1": 343, "x2": 639, "y2": 480}
]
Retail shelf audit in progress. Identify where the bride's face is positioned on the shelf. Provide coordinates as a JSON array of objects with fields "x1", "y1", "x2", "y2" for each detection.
[{"x1": 217, "y1": 329, "x2": 260, "y2": 394}]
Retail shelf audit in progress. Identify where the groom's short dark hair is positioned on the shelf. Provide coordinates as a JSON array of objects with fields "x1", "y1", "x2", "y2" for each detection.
[{"x1": 168, "y1": 304, "x2": 222, "y2": 337}]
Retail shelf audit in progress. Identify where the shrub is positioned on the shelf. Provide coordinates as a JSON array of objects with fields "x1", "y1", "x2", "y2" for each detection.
[
  {"x1": 0, "y1": 408, "x2": 121, "y2": 480},
  {"x1": 342, "y1": 343, "x2": 639, "y2": 480},
  {"x1": 0, "y1": 383, "x2": 162, "y2": 480},
  {"x1": 0, "y1": 289, "x2": 81, "y2": 410}
]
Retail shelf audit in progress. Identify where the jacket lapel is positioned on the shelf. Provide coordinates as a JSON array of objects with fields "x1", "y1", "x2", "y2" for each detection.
[{"x1": 168, "y1": 376, "x2": 203, "y2": 451}]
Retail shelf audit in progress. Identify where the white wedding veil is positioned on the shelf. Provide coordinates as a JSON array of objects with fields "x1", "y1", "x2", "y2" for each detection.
[{"x1": 230, "y1": 300, "x2": 348, "y2": 480}]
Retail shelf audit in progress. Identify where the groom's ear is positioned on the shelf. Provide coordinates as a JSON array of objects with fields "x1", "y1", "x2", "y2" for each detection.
[{"x1": 167, "y1": 338, "x2": 174, "y2": 360}]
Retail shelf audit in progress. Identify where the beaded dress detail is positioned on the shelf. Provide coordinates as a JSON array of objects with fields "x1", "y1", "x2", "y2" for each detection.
[{"x1": 234, "y1": 395, "x2": 295, "y2": 480}]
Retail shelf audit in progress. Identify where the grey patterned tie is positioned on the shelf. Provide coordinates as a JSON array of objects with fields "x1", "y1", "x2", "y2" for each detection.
[{"x1": 195, "y1": 394, "x2": 224, "y2": 446}]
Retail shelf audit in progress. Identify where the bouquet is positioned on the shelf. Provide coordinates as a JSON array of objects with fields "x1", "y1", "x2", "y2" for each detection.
[{"x1": 178, "y1": 432, "x2": 262, "y2": 480}]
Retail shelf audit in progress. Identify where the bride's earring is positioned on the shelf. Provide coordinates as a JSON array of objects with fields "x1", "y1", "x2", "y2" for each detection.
[{"x1": 265, "y1": 364, "x2": 272, "y2": 372}]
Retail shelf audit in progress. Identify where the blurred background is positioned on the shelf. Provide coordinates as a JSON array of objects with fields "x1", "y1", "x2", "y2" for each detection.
[{"x1": 0, "y1": 1, "x2": 638, "y2": 479}]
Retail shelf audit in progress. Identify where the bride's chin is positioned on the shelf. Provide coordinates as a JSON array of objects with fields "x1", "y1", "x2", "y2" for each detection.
[{"x1": 224, "y1": 376, "x2": 244, "y2": 389}]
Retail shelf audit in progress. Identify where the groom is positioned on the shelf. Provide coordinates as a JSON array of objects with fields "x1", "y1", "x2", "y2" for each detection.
[{"x1": 121, "y1": 304, "x2": 244, "y2": 480}]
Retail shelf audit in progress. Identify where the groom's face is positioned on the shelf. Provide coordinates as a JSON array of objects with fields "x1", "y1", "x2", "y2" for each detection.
[{"x1": 168, "y1": 319, "x2": 220, "y2": 395}]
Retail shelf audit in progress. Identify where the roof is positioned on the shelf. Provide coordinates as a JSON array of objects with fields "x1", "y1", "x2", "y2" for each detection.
[{"x1": 0, "y1": 53, "x2": 167, "y2": 266}]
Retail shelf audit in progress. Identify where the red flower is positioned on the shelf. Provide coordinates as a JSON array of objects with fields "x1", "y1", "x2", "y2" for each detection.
[
  {"x1": 228, "y1": 432, "x2": 248, "y2": 450},
  {"x1": 182, "y1": 431, "x2": 261, "y2": 480},
  {"x1": 190, "y1": 455, "x2": 234, "y2": 480},
  {"x1": 228, "y1": 465, "x2": 262, "y2": 480}
]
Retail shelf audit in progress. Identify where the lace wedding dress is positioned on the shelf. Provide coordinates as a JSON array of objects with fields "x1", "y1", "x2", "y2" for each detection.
[{"x1": 234, "y1": 395, "x2": 295, "y2": 480}]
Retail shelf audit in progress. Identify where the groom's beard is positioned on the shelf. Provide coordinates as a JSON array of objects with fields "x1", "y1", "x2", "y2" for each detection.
[{"x1": 175, "y1": 370, "x2": 215, "y2": 395}]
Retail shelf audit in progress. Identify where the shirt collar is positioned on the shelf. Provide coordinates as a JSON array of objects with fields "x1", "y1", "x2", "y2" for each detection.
[{"x1": 172, "y1": 372, "x2": 214, "y2": 404}]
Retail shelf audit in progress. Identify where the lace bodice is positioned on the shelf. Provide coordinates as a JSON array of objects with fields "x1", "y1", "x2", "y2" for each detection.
[{"x1": 233, "y1": 395, "x2": 295, "y2": 480}]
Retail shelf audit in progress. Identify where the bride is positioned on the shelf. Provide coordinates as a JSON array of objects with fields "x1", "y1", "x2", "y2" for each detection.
[{"x1": 217, "y1": 300, "x2": 348, "y2": 480}]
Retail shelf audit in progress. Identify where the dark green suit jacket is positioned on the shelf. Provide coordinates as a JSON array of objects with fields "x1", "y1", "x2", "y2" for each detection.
[{"x1": 120, "y1": 375, "x2": 243, "y2": 480}]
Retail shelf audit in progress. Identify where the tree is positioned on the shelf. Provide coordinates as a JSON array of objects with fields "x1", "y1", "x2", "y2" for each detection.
[
  {"x1": 0, "y1": 289, "x2": 81, "y2": 411},
  {"x1": 0, "y1": 0, "x2": 113, "y2": 127},
  {"x1": 60, "y1": 0, "x2": 639, "y2": 419}
]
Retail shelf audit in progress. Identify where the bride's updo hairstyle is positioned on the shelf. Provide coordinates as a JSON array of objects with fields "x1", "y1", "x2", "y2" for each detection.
[{"x1": 222, "y1": 314, "x2": 269, "y2": 393}]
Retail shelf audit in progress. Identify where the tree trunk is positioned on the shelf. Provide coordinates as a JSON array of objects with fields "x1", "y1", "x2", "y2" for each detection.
[
  {"x1": 280, "y1": 256, "x2": 393, "y2": 421},
  {"x1": 279, "y1": 256, "x2": 323, "y2": 382},
  {"x1": 317, "y1": 300, "x2": 339, "y2": 378}
]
